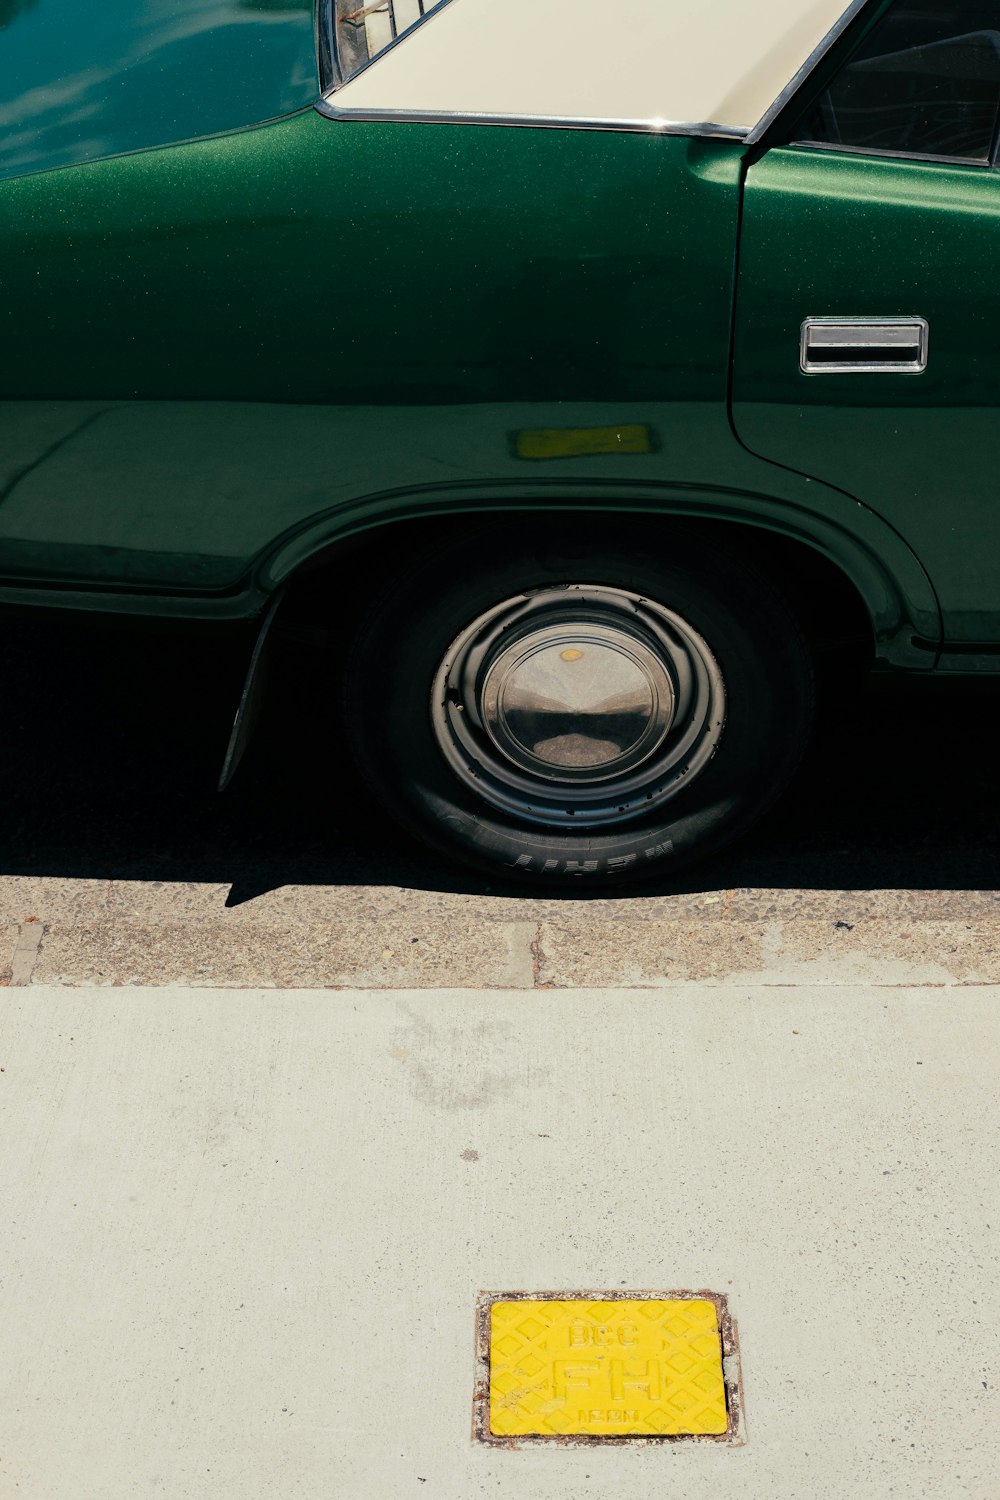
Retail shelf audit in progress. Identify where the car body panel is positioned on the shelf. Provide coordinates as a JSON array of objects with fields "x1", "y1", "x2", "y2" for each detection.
[
  {"x1": 0, "y1": 108, "x2": 937, "y2": 660},
  {"x1": 733, "y1": 144, "x2": 1000, "y2": 650}
]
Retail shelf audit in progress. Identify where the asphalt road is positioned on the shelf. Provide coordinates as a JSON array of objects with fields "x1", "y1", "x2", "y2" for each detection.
[{"x1": 1, "y1": 608, "x2": 999, "y2": 986}]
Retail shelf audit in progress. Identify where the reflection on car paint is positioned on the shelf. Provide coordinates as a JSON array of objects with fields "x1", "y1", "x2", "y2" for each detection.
[{"x1": 0, "y1": 0, "x2": 316, "y2": 181}]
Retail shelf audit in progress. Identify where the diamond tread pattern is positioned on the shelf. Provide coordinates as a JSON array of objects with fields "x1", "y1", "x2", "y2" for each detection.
[{"x1": 489, "y1": 1297, "x2": 728, "y2": 1437}]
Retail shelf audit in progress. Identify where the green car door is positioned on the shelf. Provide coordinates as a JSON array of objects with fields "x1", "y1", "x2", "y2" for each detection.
[{"x1": 733, "y1": 0, "x2": 1000, "y2": 666}]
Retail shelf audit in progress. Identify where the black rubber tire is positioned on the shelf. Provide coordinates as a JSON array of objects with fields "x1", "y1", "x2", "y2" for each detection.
[{"x1": 344, "y1": 525, "x2": 815, "y2": 885}]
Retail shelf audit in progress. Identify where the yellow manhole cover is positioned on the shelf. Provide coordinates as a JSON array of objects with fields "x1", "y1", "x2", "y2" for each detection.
[{"x1": 474, "y1": 1291, "x2": 740, "y2": 1444}]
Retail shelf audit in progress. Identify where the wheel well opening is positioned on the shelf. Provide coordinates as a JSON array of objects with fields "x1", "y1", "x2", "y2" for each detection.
[{"x1": 279, "y1": 512, "x2": 875, "y2": 668}]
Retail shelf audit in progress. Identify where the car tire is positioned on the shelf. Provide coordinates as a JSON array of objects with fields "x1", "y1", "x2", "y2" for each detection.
[{"x1": 344, "y1": 524, "x2": 815, "y2": 885}]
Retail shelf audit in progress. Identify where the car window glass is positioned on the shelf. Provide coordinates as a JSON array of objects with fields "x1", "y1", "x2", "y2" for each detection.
[
  {"x1": 795, "y1": 0, "x2": 1000, "y2": 162},
  {"x1": 328, "y1": 0, "x2": 450, "y2": 87}
]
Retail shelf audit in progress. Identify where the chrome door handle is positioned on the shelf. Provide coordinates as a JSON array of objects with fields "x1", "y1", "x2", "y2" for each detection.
[{"x1": 800, "y1": 317, "x2": 928, "y2": 374}]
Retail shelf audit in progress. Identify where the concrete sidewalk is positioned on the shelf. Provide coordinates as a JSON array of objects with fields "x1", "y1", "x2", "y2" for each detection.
[{"x1": 1, "y1": 983, "x2": 997, "y2": 1497}]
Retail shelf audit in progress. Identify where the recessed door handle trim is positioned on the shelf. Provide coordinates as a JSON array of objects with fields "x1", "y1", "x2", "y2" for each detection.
[{"x1": 800, "y1": 317, "x2": 928, "y2": 374}]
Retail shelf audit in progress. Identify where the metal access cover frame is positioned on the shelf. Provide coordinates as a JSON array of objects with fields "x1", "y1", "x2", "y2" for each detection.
[{"x1": 472, "y1": 1288, "x2": 745, "y2": 1446}]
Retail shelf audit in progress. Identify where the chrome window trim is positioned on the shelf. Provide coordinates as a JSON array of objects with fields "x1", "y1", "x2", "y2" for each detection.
[
  {"x1": 789, "y1": 138, "x2": 990, "y2": 168},
  {"x1": 315, "y1": 0, "x2": 335, "y2": 93},
  {"x1": 745, "y1": 0, "x2": 875, "y2": 145},
  {"x1": 314, "y1": 97, "x2": 746, "y2": 139}
]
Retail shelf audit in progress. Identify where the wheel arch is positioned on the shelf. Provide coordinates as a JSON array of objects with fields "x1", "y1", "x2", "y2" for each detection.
[
  {"x1": 259, "y1": 483, "x2": 941, "y2": 671},
  {"x1": 221, "y1": 490, "x2": 936, "y2": 790}
]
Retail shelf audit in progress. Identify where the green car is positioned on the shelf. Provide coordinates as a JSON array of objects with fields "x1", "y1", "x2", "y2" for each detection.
[{"x1": 2, "y1": 0, "x2": 998, "y2": 883}]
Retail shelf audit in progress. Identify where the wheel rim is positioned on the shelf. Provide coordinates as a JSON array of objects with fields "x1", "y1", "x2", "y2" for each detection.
[{"x1": 430, "y1": 584, "x2": 726, "y2": 829}]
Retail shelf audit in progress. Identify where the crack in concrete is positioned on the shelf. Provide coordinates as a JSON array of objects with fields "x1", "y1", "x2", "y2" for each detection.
[{"x1": 530, "y1": 923, "x2": 556, "y2": 989}]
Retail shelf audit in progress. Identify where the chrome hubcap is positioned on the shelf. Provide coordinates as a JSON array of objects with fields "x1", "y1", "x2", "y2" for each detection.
[
  {"x1": 431, "y1": 585, "x2": 726, "y2": 830},
  {"x1": 480, "y1": 623, "x2": 674, "y2": 780}
]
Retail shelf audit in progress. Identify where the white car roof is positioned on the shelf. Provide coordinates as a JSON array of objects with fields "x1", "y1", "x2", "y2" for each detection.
[{"x1": 321, "y1": 0, "x2": 863, "y2": 139}]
